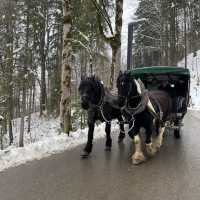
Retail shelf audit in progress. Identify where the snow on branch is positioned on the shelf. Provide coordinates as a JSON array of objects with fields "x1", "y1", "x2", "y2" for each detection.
[
  {"x1": 132, "y1": 18, "x2": 147, "y2": 23},
  {"x1": 139, "y1": 33, "x2": 161, "y2": 41},
  {"x1": 0, "y1": 115, "x2": 4, "y2": 121}
]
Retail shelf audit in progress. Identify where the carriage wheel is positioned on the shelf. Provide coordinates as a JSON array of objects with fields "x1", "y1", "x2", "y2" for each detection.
[{"x1": 174, "y1": 119, "x2": 181, "y2": 139}]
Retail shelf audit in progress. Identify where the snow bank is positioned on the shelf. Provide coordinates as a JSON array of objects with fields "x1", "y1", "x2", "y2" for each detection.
[
  {"x1": 178, "y1": 51, "x2": 200, "y2": 110},
  {"x1": 0, "y1": 114, "x2": 115, "y2": 172}
]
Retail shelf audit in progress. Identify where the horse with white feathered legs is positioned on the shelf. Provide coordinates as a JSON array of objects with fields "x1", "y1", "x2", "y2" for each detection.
[
  {"x1": 79, "y1": 76, "x2": 134, "y2": 158},
  {"x1": 117, "y1": 71, "x2": 173, "y2": 164}
]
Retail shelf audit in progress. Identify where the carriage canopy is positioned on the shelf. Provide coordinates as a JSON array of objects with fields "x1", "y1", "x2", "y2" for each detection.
[
  {"x1": 129, "y1": 66, "x2": 190, "y2": 77},
  {"x1": 128, "y1": 66, "x2": 190, "y2": 118}
]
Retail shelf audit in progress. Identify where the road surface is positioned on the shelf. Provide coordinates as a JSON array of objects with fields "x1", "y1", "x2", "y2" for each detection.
[{"x1": 0, "y1": 111, "x2": 200, "y2": 200}]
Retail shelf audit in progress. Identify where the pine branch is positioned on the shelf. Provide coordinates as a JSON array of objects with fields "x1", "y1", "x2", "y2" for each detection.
[{"x1": 101, "y1": 0, "x2": 114, "y2": 34}]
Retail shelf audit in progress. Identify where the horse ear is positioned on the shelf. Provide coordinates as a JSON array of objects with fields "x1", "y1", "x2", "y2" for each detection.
[
  {"x1": 119, "y1": 70, "x2": 122, "y2": 76},
  {"x1": 81, "y1": 75, "x2": 85, "y2": 80},
  {"x1": 92, "y1": 75, "x2": 97, "y2": 81},
  {"x1": 124, "y1": 71, "x2": 131, "y2": 80}
]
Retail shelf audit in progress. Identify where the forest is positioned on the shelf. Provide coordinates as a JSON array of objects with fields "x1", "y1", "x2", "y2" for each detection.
[{"x1": 0, "y1": 0, "x2": 200, "y2": 150}]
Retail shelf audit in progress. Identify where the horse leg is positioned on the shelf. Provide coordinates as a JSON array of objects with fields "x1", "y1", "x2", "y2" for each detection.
[
  {"x1": 145, "y1": 122, "x2": 157, "y2": 157},
  {"x1": 105, "y1": 122, "x2": 112, "y2": 151},
  {"x1": 153, "y1": 126, "x2": 165, "y2": 151},
  {"x1": 117, "y1": 116, "x2": 125, "y2": 143},
  {"x1": 127, "y1": 122, "x2": 145, "y2": 164},
  {"x1": 132, "y1": 133, "x2": 146, "y2": 165},
  {"x1": 128, "y1": 120, "x2": 134, "y2": 139},
  {"x1": 81, "y1": 123, "x2": 95, "y2": 158}
]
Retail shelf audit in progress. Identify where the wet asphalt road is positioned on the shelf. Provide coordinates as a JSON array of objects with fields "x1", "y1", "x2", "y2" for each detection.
[{"x1": 1, "y1": 111, "x2": 200, "y2": 200}]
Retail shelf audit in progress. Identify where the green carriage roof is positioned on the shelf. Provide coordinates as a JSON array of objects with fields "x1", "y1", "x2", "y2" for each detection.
[{"x1": 129, "y1": 66, "x2": 190, "y2": 77}]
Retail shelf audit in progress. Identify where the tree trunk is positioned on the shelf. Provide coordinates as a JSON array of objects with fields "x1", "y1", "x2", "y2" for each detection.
[
  {"x1": 39, "y1": 2, "x2": 48, "y2": 116},
  {"x1": 93, "y1": 0, "x2": 123, "y2": 90},
  {"x1": 110, "y1": 47, "x2": 117, "y2": 89},
  {"x1": 27, "y1": 88, "x2": 32, "y2": 134},
  {"x1": 169, "y1": 4, "x2": 177, "y2": 66},
  {"x1": 6, "y1": 0, "x2": 14, "y2": 145},
  {"x1": 19, "y1": 2, "x2": 30, "y2": 147},
  {"x1": 19, "y1": 85, "x2": 26, "y2": 147},
  {"x1": 40, "y1": 29, "x2": 47, "y2": 116},
  {"x1": 184, "y1": 3, "x2": 187, "y2": 68},
  {"x1": 59, "y1": 0, "x2": 72, "y2": 134}
]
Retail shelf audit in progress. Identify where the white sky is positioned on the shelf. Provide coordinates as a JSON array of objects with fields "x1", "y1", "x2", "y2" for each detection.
[{"x1": 121, "y1": 0, "x2": 139, "y2": 65}]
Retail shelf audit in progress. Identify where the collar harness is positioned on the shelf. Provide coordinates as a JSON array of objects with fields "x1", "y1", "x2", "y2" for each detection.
[
  {"x1": 91, "y1": 82, "x2": 135, "y2": 133},
  {"x1": 121, "y1": 79, "x2": 163, "y2": 124}
]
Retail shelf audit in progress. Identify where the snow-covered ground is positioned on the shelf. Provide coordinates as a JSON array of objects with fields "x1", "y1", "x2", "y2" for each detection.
[
  {"x1": 0, "y1": 113, "x2": 119, "y2": 172},
  {"x1": 178, "y1": 50, "x2": 200, "y2": 110}
]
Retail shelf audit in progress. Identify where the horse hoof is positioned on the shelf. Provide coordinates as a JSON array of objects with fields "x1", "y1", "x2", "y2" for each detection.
[
  {"x1": 118, "y1": 137, "x2": 124, "y2": 143},
  {"x1": 132, "y1": 152, "x2": 146, "y2": 165},
  {"x1": 146, "y1": 143, "x2": 157, "y2": 157},
  {"x1": 118, "y1": 136, "x2": 125, "y2": 143},
  {"x1": 105, "y1": 146, "x2": 111, "y2": 151},
  {"x1": 81, "y1": 151, "x2": 90, "y2": 159},
  {"x1": 118, "y1": 134, "x2": 125, "y2": 143}
]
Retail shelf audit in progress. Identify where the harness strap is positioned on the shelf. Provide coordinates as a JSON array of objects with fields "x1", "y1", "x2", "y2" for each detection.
[
  {"x1": 124, "y1": 78, "x2": 164, "y2": 125},
  {"x1": 99, "y1": 103, "x2": 111, "y2": 124},
  {"x1": 147, "y1": 97, "x2": 164, "y2": 126},
  {"x1": 96, "y1": 83, "x2": 105, "y2": 107}
]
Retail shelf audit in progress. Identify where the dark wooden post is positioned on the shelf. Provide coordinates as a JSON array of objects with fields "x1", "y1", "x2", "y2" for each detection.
[{"x1": 127, "y1": 22, "x2": 134, "y2": 70}]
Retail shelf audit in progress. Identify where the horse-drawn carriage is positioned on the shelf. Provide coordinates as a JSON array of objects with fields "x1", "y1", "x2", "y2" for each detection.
[
  {"x1": 79, "y1": 65, "x2": 190, "y2": 164},
  {"x1": 127, "y1": 66, "x2": 190, "y2": 137}
]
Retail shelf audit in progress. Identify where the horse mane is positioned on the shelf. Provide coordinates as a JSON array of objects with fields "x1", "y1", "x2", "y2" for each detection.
[{"x1": 83, "y1": 75, "x2": 99, "y2": 82}]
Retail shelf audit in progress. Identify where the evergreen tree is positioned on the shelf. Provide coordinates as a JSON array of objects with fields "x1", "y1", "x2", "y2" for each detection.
[{"x1": 133, "y1": 0, "x2": 161, "y2": 67}]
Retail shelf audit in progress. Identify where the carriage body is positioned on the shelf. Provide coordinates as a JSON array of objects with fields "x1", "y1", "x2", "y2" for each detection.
[{"x1": 128, "y1": 66, "x2": 190, "y2": 135}]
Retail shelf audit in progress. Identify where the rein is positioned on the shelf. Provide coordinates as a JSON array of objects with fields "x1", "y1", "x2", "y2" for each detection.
[
  {"x1": 96, "y1": 82, "x2": 105, "y2": 107},
  {"x1": 94, "y1": 82, "x2": 135, "y2": 133},
  {"x1": 121, "y1": 79, "x2": 148, "y2": 117}
]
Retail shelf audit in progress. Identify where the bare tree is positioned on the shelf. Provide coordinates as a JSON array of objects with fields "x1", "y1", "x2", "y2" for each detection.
[{"x1": 92, "y1": 0, "x2": 124, "y2": 89}]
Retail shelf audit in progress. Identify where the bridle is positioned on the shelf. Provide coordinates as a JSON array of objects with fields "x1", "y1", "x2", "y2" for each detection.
[
  {"x1": 119, "y1": 79, "x2": 164, "y2": 126},
  {"x1": 119, "y1": 79, "x2": 148, "y2": 117},
  {"x1": 96, "y1": 82, "x2": 105, "y2": 107}
]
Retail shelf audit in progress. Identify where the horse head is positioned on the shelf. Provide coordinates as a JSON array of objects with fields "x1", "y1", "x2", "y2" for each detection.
[
  {"x1": 78, "y1": 76, "x2": 103, "y2": 110},
  {"x1": 117, "y1": 71, "x2": 145, "y2": 108}
]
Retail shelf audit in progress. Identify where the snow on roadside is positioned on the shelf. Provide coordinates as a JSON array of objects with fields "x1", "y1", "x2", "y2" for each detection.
[
  {"x1": 190, "y1": 109, "x2": 200, "y2": 120},
  {"x1": 178, "y1": 50, "x2": 200, "y2": 110},
  {"x1": 0, "y1": 115, "x2": 115, "y2": 172}
]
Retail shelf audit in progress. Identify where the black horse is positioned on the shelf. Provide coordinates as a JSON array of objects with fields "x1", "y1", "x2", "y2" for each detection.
[
  {"x1": 79, "y1": 76, "x2": 127, "y2": 158},
  {"x1": 117, "y1": 71, "x2": 172, "y2": 164}
]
